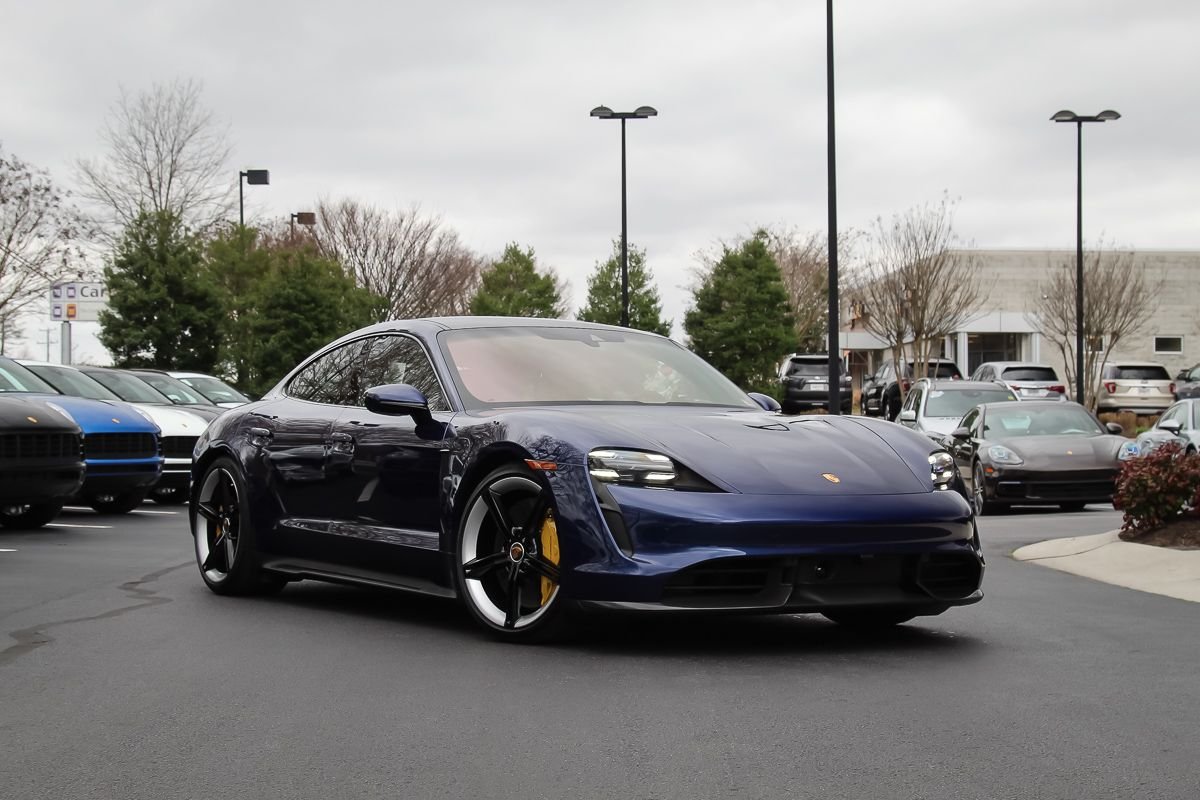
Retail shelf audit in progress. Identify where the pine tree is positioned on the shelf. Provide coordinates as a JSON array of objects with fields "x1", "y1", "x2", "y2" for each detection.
[
  {"x1": 577, "y1": 240, "x2": 670, "y2": 335},
  {"x1": 469, "y1": 243, "x2": 564, "y2": 318},
  {"x1": 684, "y1": 233, "x2": 795, "y2": 395}
]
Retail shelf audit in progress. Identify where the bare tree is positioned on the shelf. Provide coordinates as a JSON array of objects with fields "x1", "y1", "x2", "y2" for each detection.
[
  {"x1": 1027, "y1": 245, "x2": 1161, "y2": 409},
  {"x1": 852, "y1": 197, "x2": 988, "y2": 399},
  {"x1": 311, "y1": 199, "x2": 484, "y2": 320},
  {"x1": 75, "y1": 79, "x2": 233, "y2": 233},
  {"x1": 1, "y1": 147, "x2": 90, "y2": 355},
  {"x1": 762, "y1": 226, "x2": 858, "y2": 352}
]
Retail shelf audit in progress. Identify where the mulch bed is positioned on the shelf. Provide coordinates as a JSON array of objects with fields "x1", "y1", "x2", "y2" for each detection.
[{"x1": 1120, "y1": 514, "x2": 1200, "y2": 550}]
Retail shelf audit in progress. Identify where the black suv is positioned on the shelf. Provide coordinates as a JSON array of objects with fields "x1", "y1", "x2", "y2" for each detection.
[
  {"x1": 862, "y1": 358, "x2": 962, "y2": 421},
  {"x1": 778, "y1": 353, "x2": 852, "y2": 414},
  {"x1": 0, "y1": 396, "x2": 85, "y2": 528}
]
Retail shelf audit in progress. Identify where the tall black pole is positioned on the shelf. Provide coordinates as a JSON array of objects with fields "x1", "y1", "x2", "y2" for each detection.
[
  {"x1": 238, "y1": 172, "x2": 245, "y2": 228},
  {"x1": 620, "y1": 117, "x2": 630, "y2": 328},
  {"x1": 1075, "y1": 121, "x2": 1084, "y2": 406},
  {"x1": 826, "y1": 0, "x2": 841, "y2": 414}
]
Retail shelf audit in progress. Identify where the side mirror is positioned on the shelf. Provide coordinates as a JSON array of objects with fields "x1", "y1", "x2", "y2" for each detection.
[
  {"x1": 364, "y1": 384, "x2": 432, "y2": 424},
  {"x1": 951, "y1": 426, "x2": 971, "y2": 440},
  {"x1": 1159, "y1": 419, "x2": 1182, "y2": 435},
  {"x1": 898, "y1": 409, "x2": 917, "y2": 423},
  {"x1": 747, "y1": 392, "x2": 781, "y2": 412},
  {"x1": 1105, "y1": 422, "x2": 1125, "y2": 435},
  {"x1": 1176, "y1": 370, "x2": 1188, "y2": 380}
]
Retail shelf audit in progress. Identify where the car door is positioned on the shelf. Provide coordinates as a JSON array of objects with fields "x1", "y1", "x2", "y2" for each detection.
[
  {"x1": 324, "y1": 333, "x2": 455, "y2": 582},
  {"x1": 899, "y1": 383, "x2": 923, "y2": 429}
]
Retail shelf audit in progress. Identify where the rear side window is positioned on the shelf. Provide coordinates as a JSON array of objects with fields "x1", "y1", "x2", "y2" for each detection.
[
  {"x1": 1001, "y1": 367, "x2": 1058, "y2": 382},
  {"x1": 1114, "y1": 365, "x2": 1171, "y2": 381}
]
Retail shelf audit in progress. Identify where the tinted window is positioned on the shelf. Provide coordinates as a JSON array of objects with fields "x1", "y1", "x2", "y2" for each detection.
[
  {"x1": 785, "y1": 360, "x2": 828, "y2": 377},
  {"x1": 961, "y1": 408, "x2": 980, "y2": 433},
  {"x1": 27, "y1": 365, "x2": 122, "y2": 401},
  {"x1": 984, "y1": 405, "x2": 1104, "y2": 437},
  {"x1": 1113, "y1": 365, "x2": 1171, "y2": 381},
  {"x1": 0, "y1": 358, "x2": 59, "y2": 393},
  {"x1": 360, "y1": 335, "x2": 449, "y2": 412},
  {"x1": 135, "y1": 373, "x2": 212, "y2": 405},
  {"x1": 178, "y1": 376, "x2": 250, "y2": 404},
  {"x1": 1001, "y1": 367, "x2": 1058, "y2": 382},
  {"x1": 287, "y1": 339, "x2": 371, "y2": 406},
  {"x1": 83, "y1": 370, "x2": 168, "y2": 403},
  {"x1": 907, "y1": 361, "x2": 960, "y2": 379},
  {"x1": 925, "y1": 388, "x2": 1016, "y2": 418}
]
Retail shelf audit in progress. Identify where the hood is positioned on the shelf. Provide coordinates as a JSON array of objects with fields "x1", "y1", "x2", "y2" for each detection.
[
  {"x1": 134, "y1": 404, "x2": 211, "y2": 437},
  {"x1": 0, "y1": 395, "x2": 80, "y2": 434},
  {"x1": 920, "y1": 417, "x2": 962, "y2": 437},
  {"x1": 998, "y1": 434, "x2": 1124, "y2": 469},
  {"x1": 502, "y1": 406, "x2": 932, "y2": 496},
  {"x1": 17, "y1": 393, "x2": 159, "y2": 435}
]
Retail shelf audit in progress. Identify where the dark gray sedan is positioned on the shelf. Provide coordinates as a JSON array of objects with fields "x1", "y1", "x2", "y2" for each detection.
[{"x1": 1175, "y1": 363, "x2": 1200, "y2": 400}]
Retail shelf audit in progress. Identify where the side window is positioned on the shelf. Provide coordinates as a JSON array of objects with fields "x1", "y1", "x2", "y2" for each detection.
[
  {"x1": 1190, "y1": 366, "x2": 1200, "y2": 381},
  {"x1": 287, "y1": 339, "x2": 371, "y2": 406},
  {"x1": 360, "y1": 335, "x2": 450, "y2": 412},
  {"x1": 1158, "y1": 405, "x2": 1183, "y2": 428},
  {"x1": 964, "y1": 409, "x2": 982, "y2": 436},
  {"x1": 905, "y1": 384, "x2": 923, "y2": 412}
]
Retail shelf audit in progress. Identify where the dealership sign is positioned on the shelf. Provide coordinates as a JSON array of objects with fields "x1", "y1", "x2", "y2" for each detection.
[{"x1": 49, "y1": 281, "x2": 109, "y2": 322}]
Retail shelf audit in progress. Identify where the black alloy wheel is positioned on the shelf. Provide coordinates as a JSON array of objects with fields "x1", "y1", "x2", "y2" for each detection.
[
  {"x1": 89, "y1": 490, "x2": 148, "y2": 515},
  {"x1": 455, "y1": 464, "x2": 567, "y2": 642},
  {"x1": 972, "y1": 462, "x2": 1001, "y2": 517},
  {"x1": 191, "y1": 457, "x2": 285, "y2": 596},
  {"x1": 0, "y1": 501, "x2": 65, "y2": 530}
]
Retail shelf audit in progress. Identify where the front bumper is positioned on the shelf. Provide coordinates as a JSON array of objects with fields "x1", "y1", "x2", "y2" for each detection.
[
  {"x1": 80, "y1": 459, "x2": 162, "y2": 493},
  {"x1": 0, "y1": 463, "x2": 85, "y2": 503},
  {"x1": 983, "y1": 466, "x2": 1116, "y2": 505}
]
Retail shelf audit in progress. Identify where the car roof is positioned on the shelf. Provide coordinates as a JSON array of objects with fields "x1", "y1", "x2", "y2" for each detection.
[
  {"x1": 978, "y1": 399, "x2": 1087, "y2": 411},
  {"x1": 16, "y1": 359, "x2": 83, "y2": 371},
  {"x1": 915, "y1": 379, "x2": 1004, "y2": 391},
  {"x1": 1108, "y1": 361, "x2": 1169, "y2": 368},
  {"x1": 978, "y1": 361, "x2": 1054, "y2": 370}
]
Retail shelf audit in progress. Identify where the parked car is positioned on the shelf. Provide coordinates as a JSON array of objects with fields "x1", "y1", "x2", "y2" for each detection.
[
  {"x1": 167, "y1": 371, "x2": 251, "y2": 407},
  {"x1": 76, "y1": 366, "x2": 223, "y2": 422},
  {"x1": 0, "y1": 395, "x2": 84, "y2": 529},
  {"x1": 1174, "y1": 363, "x2": 1200, "y2": 400},
  {"x1": 0, "y1": 357, "x2": 163, "y2": 514},
  {"x1": 778, "y1": 353, "x2": 852, "y2": 414},
  {"x1": 1095, "y1": 362, "x2": 1175, "y2": 414},
  {"x1": 898, "y1": 379, "x2": 1017, "y2": 440},
  {"x1": 20, "y1": 361, "x2": 210, "y2": 505},
  {"x1": 1135, "y1": 399, "x2": 1200, "y2": 456},
  {"x1": 970, "y1": 361, "x2": 1068, "y2": 401},
  {"x1": 944, "y1": 400, "x2": 1137, "y2": 515},
  {"x1": 862, "y1": 358, "x2": 963, "y2": 420},
  {"x1": 191, "y1": 318, "x2": 984, "y2": 641}
]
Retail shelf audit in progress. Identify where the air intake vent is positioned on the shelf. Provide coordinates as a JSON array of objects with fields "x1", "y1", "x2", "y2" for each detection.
[{"x1": 85, "y1": 432, "x2": 158, "y2": 460}]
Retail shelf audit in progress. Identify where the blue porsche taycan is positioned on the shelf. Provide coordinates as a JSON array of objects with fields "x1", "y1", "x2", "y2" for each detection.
[{"x1": 191, "y1": 318, "x2": 983, "y2": 641}]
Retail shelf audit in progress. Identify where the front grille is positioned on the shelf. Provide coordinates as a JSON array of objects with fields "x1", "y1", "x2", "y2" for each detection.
[
  {"x1": 664, "y1": 557, "x2": 782, "y2": 602},
  {"x1": 915, "y1": 553, "x2": 982, "y2": 600},
  {"x1": 0, "y1": 432, "x2": 80, "y2": 460},
  {"x1": 1000, "y1": 480, "x2": 1114, "y2": 500},
  {"x1": 84, "y1": 432, "x2": 157, "y2": 460},
  {"x1": 161, "y1": 436, "x2": 198, "y2": 460}
]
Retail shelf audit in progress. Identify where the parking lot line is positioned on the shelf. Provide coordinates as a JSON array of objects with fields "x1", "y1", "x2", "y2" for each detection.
[
  {"x1": 45, "y1": 523, "x2": 114, "y2": 530},
  {"x1": 131, "y1": 509, "x2": 180, "y2": 516},
  {"x1": 0, "y1": 548, "x2": 16, "y2": 553}
]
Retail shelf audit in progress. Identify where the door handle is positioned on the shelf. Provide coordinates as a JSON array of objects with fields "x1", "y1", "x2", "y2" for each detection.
[
  {"x1": 329, "y1": 432, "x2": 355, "y2": 455},
  {"x1": 248, "y1": 427, "x2": 273, "y2": 447}
]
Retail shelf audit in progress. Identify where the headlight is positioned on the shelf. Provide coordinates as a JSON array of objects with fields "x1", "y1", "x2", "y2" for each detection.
[
  {"x1": 988, "y1": 445, "x2": 1023, "y2": 466},
  {"x1": 43, "y1": 402, "x2": 76, "y2": 424},
  {"x1": 588, "y1": 449, "x2": 677, "y2": 486},
  {"x1": 1118, "y1": 441, "x2": 1140, "y2": 461},
  {"x1": 928, "y1": 451, "x2": 955, "y2": 490}
]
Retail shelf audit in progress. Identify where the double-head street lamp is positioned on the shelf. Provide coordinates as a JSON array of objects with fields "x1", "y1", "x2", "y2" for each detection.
[
  {"x1": 238, "y1": 169, "x2": 270, "y2": 227},
  {"x1": 1050, "y1": 109, "x2": 1120, "y2": 405},
  {"x1": 590, "y1": 104, "x2": 657, "y2": 328}
]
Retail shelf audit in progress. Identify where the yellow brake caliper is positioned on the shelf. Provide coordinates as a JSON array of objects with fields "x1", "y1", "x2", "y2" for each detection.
[{"x1": 539, "y1": 511, "x2": 560, "y2": 606}]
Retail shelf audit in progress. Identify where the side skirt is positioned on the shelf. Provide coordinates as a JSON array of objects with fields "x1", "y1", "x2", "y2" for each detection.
[{"x1": 260, "y1": 556, "x2": 458, "y2": 600}]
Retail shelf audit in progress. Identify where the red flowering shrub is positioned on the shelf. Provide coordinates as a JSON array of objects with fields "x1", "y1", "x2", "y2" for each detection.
[{"x1": 1113, "y1": 442, "x2": 1200, "y2": 533}]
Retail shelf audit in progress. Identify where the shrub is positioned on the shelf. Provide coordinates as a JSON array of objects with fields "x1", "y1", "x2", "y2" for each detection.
[{"x1": 1112, "y1": 443, "x2": 1200, "y2": 533}]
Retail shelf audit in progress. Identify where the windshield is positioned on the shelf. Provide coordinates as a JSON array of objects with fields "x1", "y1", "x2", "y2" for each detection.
[
  {"x1": 439, "y1": 326, "x2": 757, "y2": 410},
  {"x1": 0, "y1": 358, "x2": 60, "y2": 394},
  {"x1": 925, "y1": 387, "x2": 1016, "y2": 418},
  {"x1": 83, "y1": 370, "x2": 170, "y2": 403},
  {"x1": 1001, "y1": 367, "x2": 1058, "y2": 382},
  {"x1": 135, "y1": 373, "x2": 212, "y2": 405},
  {"x1": 785, "y1": 361, "x2": 829, "y2": 377},
  {"x1": 984, "y1": 405, "x2": 1104, "y2": 437},
  {"x1": 26, "y1": 365, "x2": 122, "y2": 401},
  {"x1": 179, "y1": 375, "x2": 249, "y2": 404}
]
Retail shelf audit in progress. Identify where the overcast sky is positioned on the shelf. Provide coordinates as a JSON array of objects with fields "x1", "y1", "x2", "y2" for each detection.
[{"x1": 2, "y1": 0, "x2": 1197, "y2": 361}]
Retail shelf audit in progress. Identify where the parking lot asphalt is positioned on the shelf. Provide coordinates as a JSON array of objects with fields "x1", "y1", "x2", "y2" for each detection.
[{"x1": 2, "y1": 504, "x2": 1198, "y2": 800}]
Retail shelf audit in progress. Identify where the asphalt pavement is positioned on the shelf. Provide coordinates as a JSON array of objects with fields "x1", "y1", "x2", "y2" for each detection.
[{"x1": 2, "y1": 503, "x2": 1198, "y2": 800}]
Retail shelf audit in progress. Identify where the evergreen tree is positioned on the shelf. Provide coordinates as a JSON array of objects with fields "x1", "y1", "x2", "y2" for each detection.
[
  {"x1": 99, "y1": 211, "x2": 223, "y2": 370},
  {"x1": 684, "y1": 233, "x2": 795, "y2": 395},
  {"x1": 469, "y1": 243, "x2": 564, "y2": 318},
  {"x1": 204, "y1": 226, "x2": 272, "y2": 388},
  {"x1": 577, "y1": 240, "x2": 671, "y2": 335}
]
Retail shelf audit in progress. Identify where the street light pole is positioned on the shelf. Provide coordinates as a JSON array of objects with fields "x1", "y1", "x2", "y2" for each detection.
[
  {"x1": 1051, "y1": 109, "x2": 1119, "y2": 405},
  {"x1": 590, "y1": 105, "x2": 657, "y2": 328},
  {"x1": 826, "y1": 0, "x2": 841, "y2": 415},
  {"x1": 238, "y1": 169, "x2": 271, "y2": 227}
]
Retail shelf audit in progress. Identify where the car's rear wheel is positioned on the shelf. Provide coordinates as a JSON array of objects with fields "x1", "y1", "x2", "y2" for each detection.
[
  {"x1": 88, "y1": 490, "x2": 147, "y2": 514},
  {"x1": 455, "y1": 464, "x2": 567, "y2": 643},
  {"x1": 191, "y1": 457, "x2": 285, "y2": 596},
  {"x1": 823, "y1": 608, "x2": 918, "y2": 628},
  {"x1": 972, "y1": 462, "x2": 1002, "y2": 516},
  {"x1": 0, "y1": 501, "x2": 64, "y2": 529}
]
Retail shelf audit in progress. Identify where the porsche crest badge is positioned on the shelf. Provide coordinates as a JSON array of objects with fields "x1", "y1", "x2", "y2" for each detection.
[{"x1": 822, "y1": 473, "x2": 841, "y2": 484}]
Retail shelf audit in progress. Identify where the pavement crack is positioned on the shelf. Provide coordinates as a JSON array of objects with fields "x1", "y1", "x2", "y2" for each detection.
[{"x1": 0, "y1": 560, "x2": 192, "y2": 667}]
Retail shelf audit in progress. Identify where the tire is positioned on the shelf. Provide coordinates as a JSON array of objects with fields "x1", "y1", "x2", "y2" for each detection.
[
  {"x1": 1059, "y1": 502, "x2": 1086, "y2": 512},
  {"x1": 823, "y1": 608, "x2": 918, "y2": 628},
  {"x1": 0, "y1": 501, "x2": 65, "y2": 530},
  {"x1": 150, "y1": 486, "x2": 188, "y2": 505},
  {"x1": 89, "y1": 490, "x2": 148, "y2": 514},
  {"x1": 454, "y1": 464, "x2": 568, "y2": 643},
  {"x1": 191, "y1": 457, "x2": 286, "y2": 596},
  {"x1": 971, "y1": 462, "x2": 1002, "y2": 516}
]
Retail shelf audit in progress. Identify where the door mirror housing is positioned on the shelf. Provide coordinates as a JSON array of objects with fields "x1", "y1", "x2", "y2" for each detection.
[
  {"x1": 898, "y1": 409, "x2": 917, "y2": 423},
  {"x1": 1158, "y1": 419, "x2": 1183, "y2": 435},
  {"x1": 364, "y1": 384, "x2": 433, "y2": 424},
  {"x1": 747, "y1": 392, "x2": 781, "y2": 412},
  {"x1": 1105, "y1": 422, "x2": 1125, "y2": 435},
  {"x1": 951, "y1": 426, "x2": 971, "y2": 440}
]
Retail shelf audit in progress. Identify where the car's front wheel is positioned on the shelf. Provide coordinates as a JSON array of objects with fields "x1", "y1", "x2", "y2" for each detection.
[
  {"x1": 455, "y1": 464, "x2": 567, "y2": 643},
  {"x1": 0, "y1": 501, "x2": 64, "y2": 529},
  {"x1": 972, "y1": 462, "x2": 1002, "y2": 516},
  {"x1": 191, "y1": 457, "x2": 285, "y2": 596}
]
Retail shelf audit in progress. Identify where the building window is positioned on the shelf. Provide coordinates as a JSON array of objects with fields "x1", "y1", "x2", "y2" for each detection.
[
  {"x1": 1086, "y1": 335, "x2": 1105, "y2": 353},
  {"x1": 1154, "y1": 336, "x2": 1183, "y2": 354}
]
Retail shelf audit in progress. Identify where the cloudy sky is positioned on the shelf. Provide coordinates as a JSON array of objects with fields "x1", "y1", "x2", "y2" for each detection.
[{"x1": 2, "y1": 0, "x2": 1197, "y2": 360}]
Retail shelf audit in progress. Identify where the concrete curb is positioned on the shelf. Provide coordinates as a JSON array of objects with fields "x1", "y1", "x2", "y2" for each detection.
[{"x1": 1012, "y1": 531, "x2": 1200, "y2": 603}]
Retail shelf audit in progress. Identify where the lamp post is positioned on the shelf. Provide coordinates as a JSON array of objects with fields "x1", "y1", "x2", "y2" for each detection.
[
  {"x1": 1050, "y1": 109, "x2": 1120, "y2": 405},
  {"x1": 238, "y1": 169, "x2": 270, "y2": 227},
  {"x1": 290, "y1": 211, "x2": 317, "y2": 236},
  {"x1": 590, "y1": 105, "x2": 657, "y2": 328},
  {"x1": 825, "y1": 0, "x2": 841, "y2": 414}
]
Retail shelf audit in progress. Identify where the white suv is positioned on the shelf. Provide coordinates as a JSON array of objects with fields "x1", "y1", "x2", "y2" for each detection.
[{"x1": 1095, "y1": 362, "x2": 1175, "y2": 414}]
